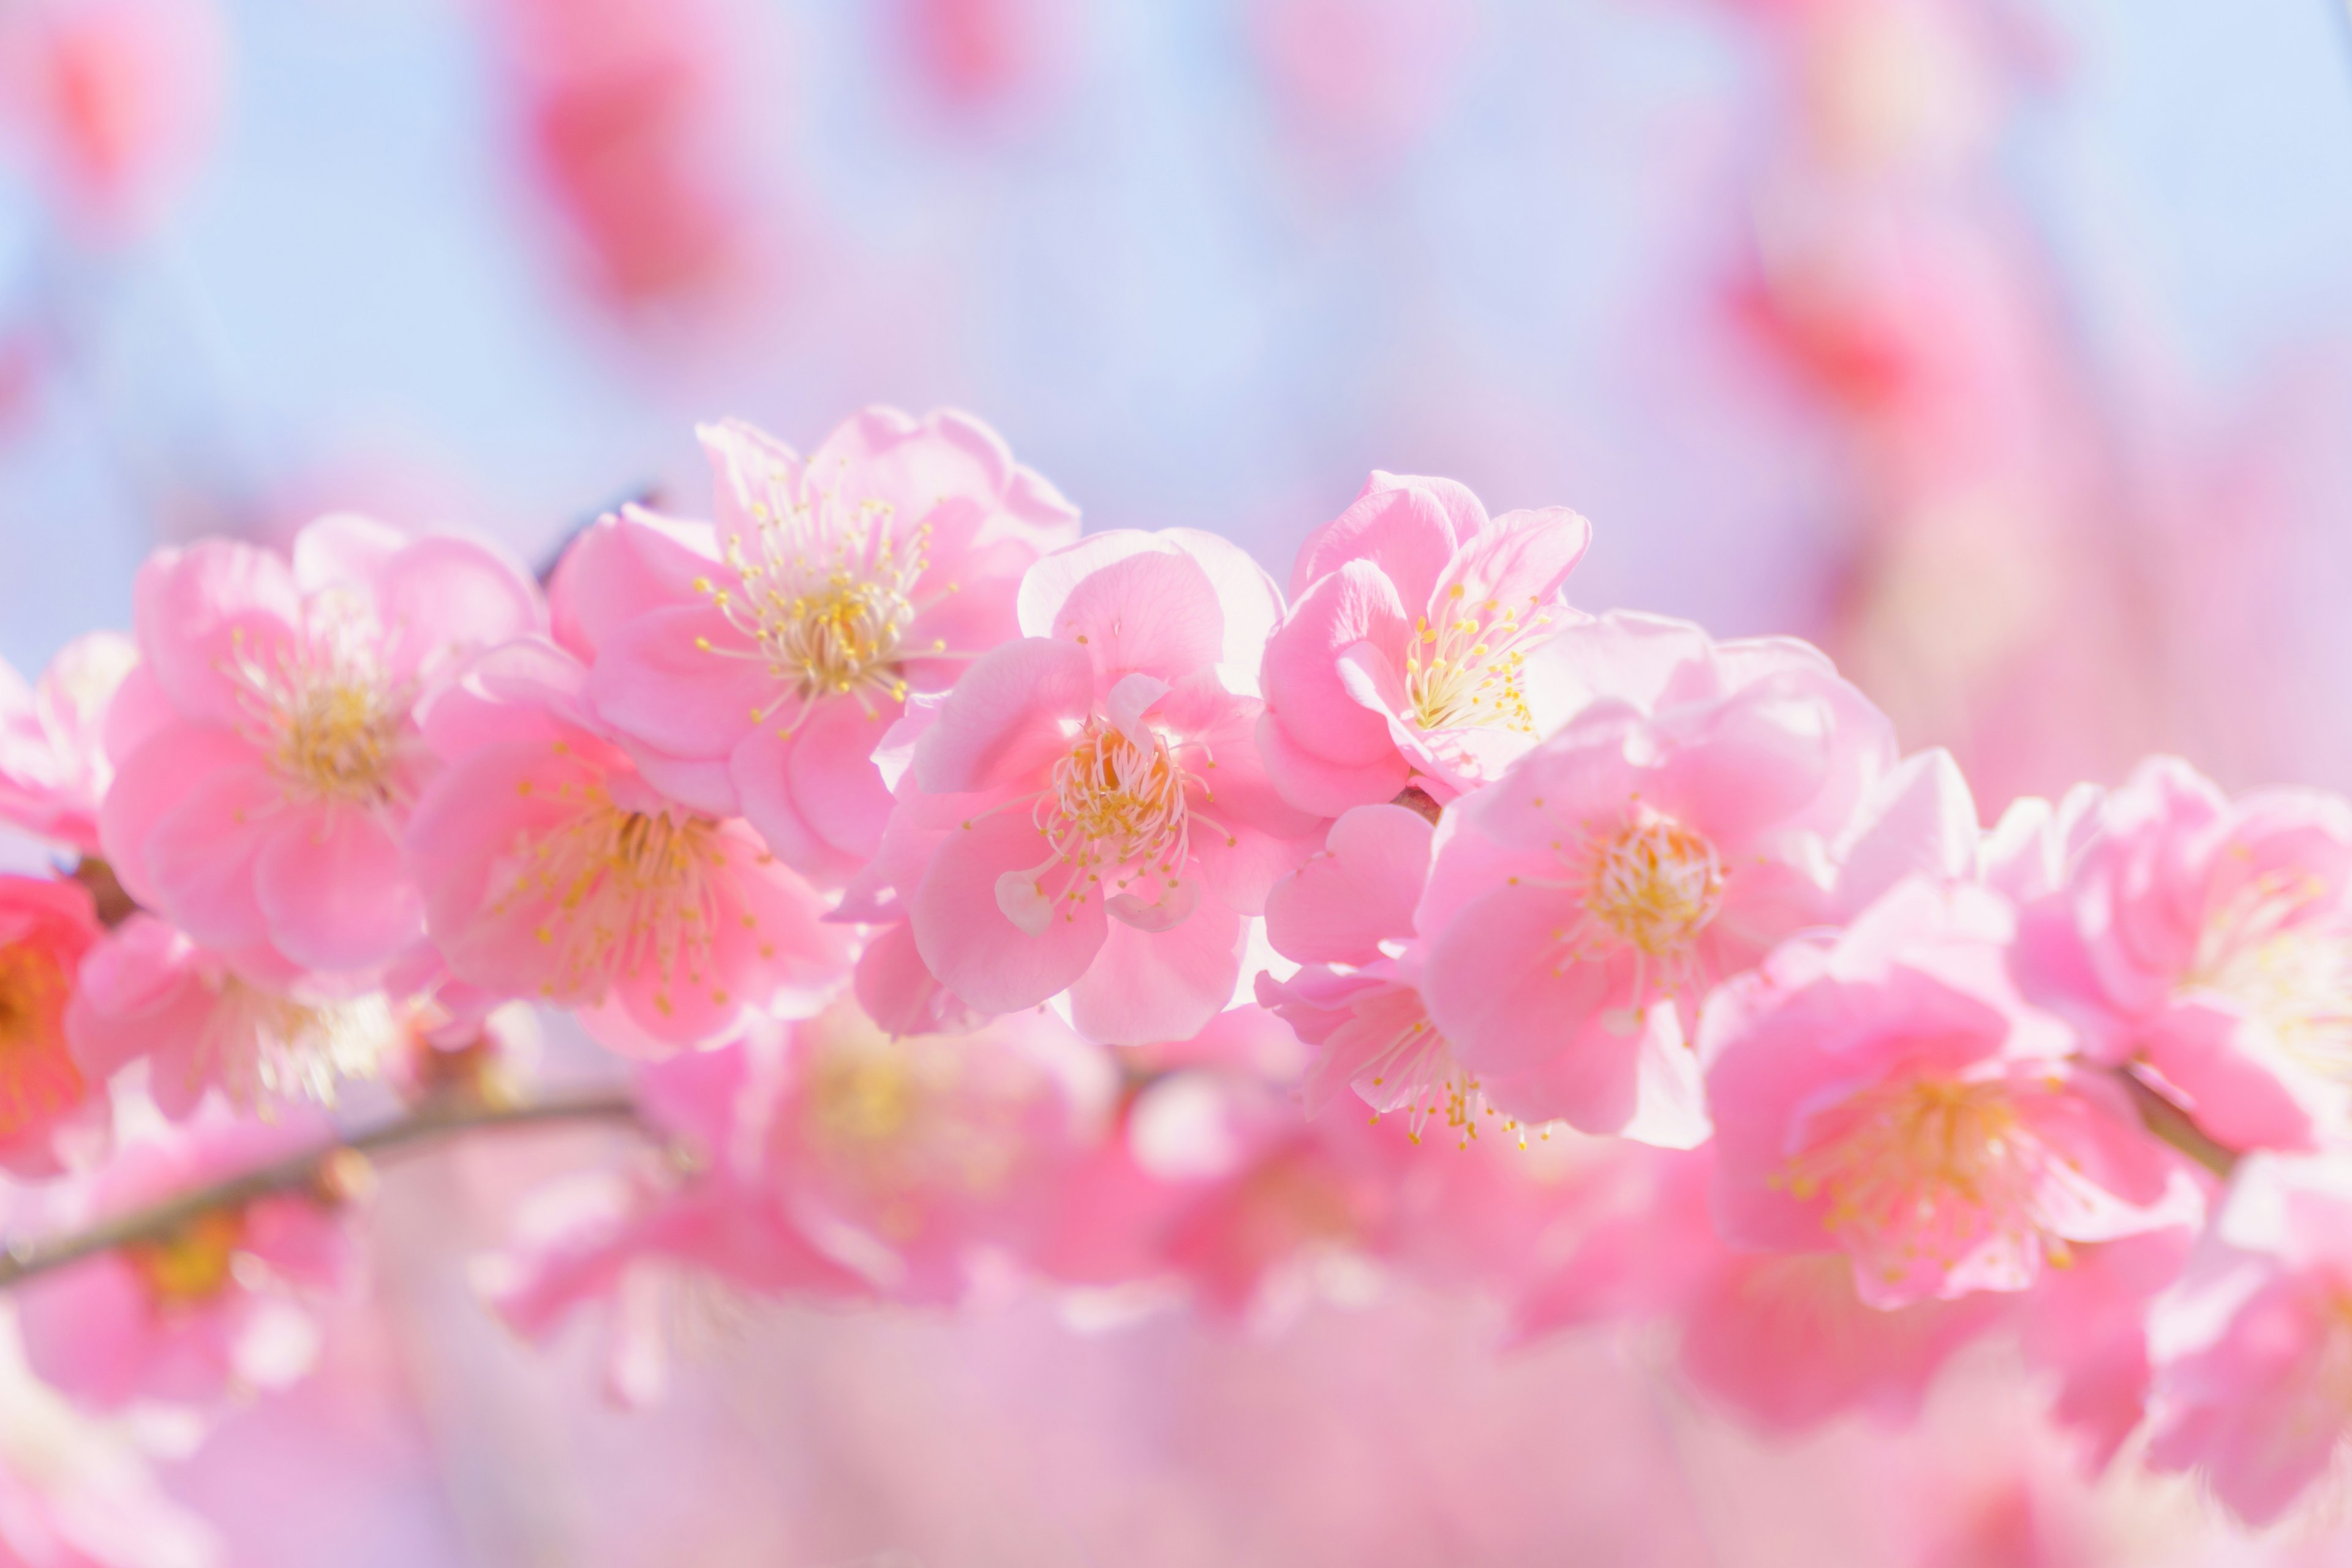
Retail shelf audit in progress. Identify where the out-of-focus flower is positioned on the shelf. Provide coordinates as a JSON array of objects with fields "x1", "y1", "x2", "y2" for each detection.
[
  {"x1": 1415, "y1": 611, "x2": 1896, "y2": 1142},
  {"x1": 406, "y1": 638, "x2": 852, "y2": 1057},
  {"x1": 576, "y1": 410, "x2": 1078, "y2": 883},
  {"x1": 0, "y1": 1313, "x2": 217, "y2": 1566},
  {"x1": 484, "y1": 0, "x2": 772, "y2": 320},
  {"x1": 98, "y1": 516, "x2": 543, "y2": 982},
  {"x1": 0, "y1": 633, "x2": 137, "y2": 856},
  {"x1": 884, "y1": 529, "x2": 1324, "y2": 1045},
  {"x1": 1258, "y1": 472, "x2": 1589, "y2": 815},
  {"x1": 1705, "y1": 878, "x2": 2199, "y2": 1310},
  {"x1": 0, "y1": 0, "x2": 227, "y2": 242},
  {"x1": 890, "y1": 0, "x2": 1074, "y2": 119},
  {"x1": 765, "y1": 997, "x2": 1115, "y2": 1302},
  {"x1": 1513, "y1": 1143, "x2": 2010, "y2": 1431},
  {"x1": 2020, "y1": 756, "x2": 2352, "y2": 1156},
  {"x1": 16, "y1": 1118, "x2": 351, "y2": 1412},
  {"x1": 1245, "y1": 0, "x2": 1477, "y2": 167},
  {"x1": 491, "y1": 997, "x2": 1114, "y2": 1396},
  {"x1": 0, "y1": 875, "x2": 108, "y2": 1178},
  {"x1": 66, "y1": 915, "x2": 400, "y2": 1115},
  {"x1": 2018, "y1": 1227, "x2": 2195, "y2": 1472},
  {"x1": 2146, "y1": 1153, "x2": 2352, "y2": 1526}
]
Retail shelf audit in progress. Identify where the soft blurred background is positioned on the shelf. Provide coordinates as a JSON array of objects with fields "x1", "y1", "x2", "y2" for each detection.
[{"x1": 4, "y1": 0, "x2": 2352, "y2": 1563}]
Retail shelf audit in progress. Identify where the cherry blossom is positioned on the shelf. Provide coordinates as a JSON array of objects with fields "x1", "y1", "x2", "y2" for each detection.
[{"x1": 99, "y1": 516, "x2": 543, "y2": 981}]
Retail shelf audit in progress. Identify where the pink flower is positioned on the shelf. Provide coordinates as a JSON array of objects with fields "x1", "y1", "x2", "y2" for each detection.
[
  {"x1": 1257, "y1": 471, "x2": 1591, "y2": 815},
  {"x1": 2018, "y1": 1227, "x2": 2195, "y2": 1472},
  {"x1": 1415, "y1": 611, "x2": 1898, "y2": 1142},
  {"x1": 405, "y1": 638, "x2": 851, "y2": 1057},
  {"x1": 2022, "y1": 755, "x2": 2352, "y2": 1155},
  {"x1": 0, "y1": 0, "x2": 227, "y2": 243},
  {"x1": 492, "y1": 997, "x2": 1114, "y2": 1396},
  {"x1": 0, "y1": 1327, "x2": 219, "y2": 1568},
  {"x1": 67, "y1": 916, "x2": 400, "y2": 1115},
  {"x1": 1257, "y1": 801, "x2": 1542, "y2": 1147},
  {"x1": 887, "y1": 529, "x2": 1325, "y2": 1045},
  {"x1": 1512, "y1": 1147, "x2": 2008, "y2": 1432},
  {"x1": 1704, "y1": 878, "x2": 2199, "y2": 1310},
  {"x1": 485, "y1": 0, "x2": 770, "y2": 317},
  {"x1": 16, "y1": 1118, "x2": 352, "y2": 1412},
  {"x1": 2145, "y1": 1152, "x2": 2352, "y2": 1525},
  {"x1": 0, "y1": 875, "x2": 108, "y2": 1177},
  {"x1": 488, "y1": 1028, "x2": 870, "y2": 1405},
  {"x1": 763, "y1": 996, "x2": 1115, "y2": 1302},
  {"x1": 0, "y1": 632, "x2": 137, "y2": 854},
  {"x1": 99, "y1": 516, "x2": 544, "y2": 981},
  {"x1": 576, "y1": 410, "x2": 1079, "y2": 883}
]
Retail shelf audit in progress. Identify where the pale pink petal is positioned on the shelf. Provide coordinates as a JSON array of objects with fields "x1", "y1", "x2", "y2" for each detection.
[
  {"x1": 855, "y1": 920, "x2": 979, "y2": 1036},
  {"x1": 1254, "y1": 708, "x2": 1410, "y2": 816},
  {"x1": 589, "y1": 603, "x2": 779, "y2": 759},
  {"x1": 1039, "y1": 541, "x2": 1226, "y2": 685},
  {"x1": 254, "y1": 806, "x2": 424, "y2": 972},
  {"x1": 133, "y1": 539, "x2": 301, "y2": 727},
  {"x1": 137, "y1": 757, "x2": 284, "y2": 952},
  {"x1": 1422, "y1": 883, "x2": 1615, "y2": 1078},
  {"x1": 1288, "y1": 471, "x2": 1476, "y2": 609},
  {"x1": 547, "y1": 507, "x2": 719, "y2": 660},
  {"x1": 911, "y1": 808, "x2": 1104, "y2": 1014},
  {"x1": 289, "y1": 512, "x2": 407, "y2": 590},
  {"x1": 370, "y1": 533, "x2": 544, "y2": 680},
  {"x1": 1430, "y1": 504, "x2": 1589, "y2": 616},
  {"x1": 700, "y1": 418, "x2": 804, "y2": 559},
  {"x1": 1065, "y1": 894, "x2": 1246, "y2": 1045},
  {"x1": 911, "y1": 638, "x2": 1090, "y2": 796},
  {"x1": 1259, "y1": 559, "x2": 1411, "y2": 767},
  {"x1": 1264, "y1": 803, "x2": 1433, "y2": 965}
]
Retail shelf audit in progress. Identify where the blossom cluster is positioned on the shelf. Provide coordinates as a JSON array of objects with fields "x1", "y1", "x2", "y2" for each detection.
[{"x1": 2, "y1": 406, "x2": 2351, "y2": 1538}]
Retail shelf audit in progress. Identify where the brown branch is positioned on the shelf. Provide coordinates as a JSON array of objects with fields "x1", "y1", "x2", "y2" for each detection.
[
  {"x1": 0, "y1": 1088, "x2": 642, "y2": 1292},
  {"x1": 2118, "y1": 1070, "x2": 2237, "y2": 1182}
]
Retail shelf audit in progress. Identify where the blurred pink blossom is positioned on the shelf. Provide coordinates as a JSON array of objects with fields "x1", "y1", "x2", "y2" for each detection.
[
  {"x1": 0, "y1": 633, "x2": 136, "y2": 857},
  {"x1": 2147, "y1": 1152, "x2": 2352, "y2": 1525},
  {"x1": 0, "y1": 876, "x2": 108, "y2": 1178},
  {"x1": 0, "y1": 0, "x2": 227, "y2": 241},
  {"x1": 1705, "y1": 878, "x2": 2200, "y2": 1310},
  {"x1": 16, "y1": 1117, "x2": 351, "y2": 1412}
]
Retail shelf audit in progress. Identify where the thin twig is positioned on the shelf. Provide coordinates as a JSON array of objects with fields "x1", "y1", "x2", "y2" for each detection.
[
  {"x1": 2118, "y1": 1071, "x2": 2236, "y2": 1182},
  {"x1": 0, "y1": 1088, "x2": 641, "y2": 1292}
]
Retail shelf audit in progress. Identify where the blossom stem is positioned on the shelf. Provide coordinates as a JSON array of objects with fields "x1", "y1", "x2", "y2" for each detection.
[
  {"x1": 2117, "y1": 1071, "x2": 2237, "y2": 1181},
  {"x1": 0, "y1": 1088, "x2": 643, "y2": 1292}
]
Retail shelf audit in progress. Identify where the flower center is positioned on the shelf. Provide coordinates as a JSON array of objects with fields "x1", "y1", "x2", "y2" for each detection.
[
  {"x1": 696, "y1": 483, "x2": 936, "y2": 729},
  {"x1": 226, "y1": 614, "x2": 408, "y2": 807},
  {"x1": 503, "y1": 788, "x2": 733, "y2": 1019},
  {"x1": 1784, "y1": 1076, "x2": 2035, "y2": 1273},
  {"x1": 809, "y1": 1049, "x2": 919, "y2": 1150},
  {"x1": 123, "y1": 1207, "x2": 246, "y2": 1310},
  {"x1": 0, "y1": 946, "x2": 83, "y2": 1137},
  {"x1": 205, "y1": 981, "x2": 397, "y2": 1108},
  {"x1": 1584, "y1": 813, "x2": 1724, "y2": 957},
  {"x1": 2187, "y1": 870, "x2": 2352, "y2": 1079},
  {"x1": 797, "y1": 1012, "x2": 1028, "y2": 1230},
  {"x1": 1049, "y1": 722, "x2": 1189, "y2": 872},
  {"x1": 1349, "y1": 993, "x2": 1547, "y2": 1150},
  {"x1": 1404, "y1": 582, "x2": 1552, "y2": 734}
]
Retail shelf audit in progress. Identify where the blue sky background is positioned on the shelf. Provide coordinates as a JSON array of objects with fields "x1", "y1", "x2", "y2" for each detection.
[{"x1": 2, "y1": 0, "x2": 2348, "y2": 677}]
